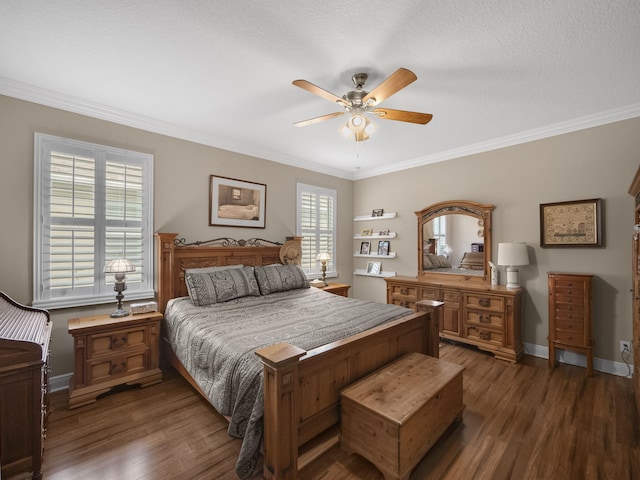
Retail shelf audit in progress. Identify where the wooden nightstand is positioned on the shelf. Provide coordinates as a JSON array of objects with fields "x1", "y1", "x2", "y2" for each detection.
[
  {"x1": 318, "y1": 282, "x2": 351, "y2": 297},
  {"x1": 68, "y1": 311, "x2": 163, "y2": 409}
]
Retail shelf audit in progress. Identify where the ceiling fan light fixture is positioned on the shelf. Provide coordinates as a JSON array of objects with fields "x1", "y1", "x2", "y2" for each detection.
[{"x1": 349, "y1": 114, "x2": 365, "y2": 131}]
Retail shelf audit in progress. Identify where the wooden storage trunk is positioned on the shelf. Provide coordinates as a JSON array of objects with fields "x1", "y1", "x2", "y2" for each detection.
[{"x1": 340, "y1": 352, "x2": 464, "y2": 480}]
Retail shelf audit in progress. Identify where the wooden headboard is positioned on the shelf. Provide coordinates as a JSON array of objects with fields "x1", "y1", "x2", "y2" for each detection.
[{"x1": 155, "y1": 233, "x2": 302, "y2": 313}]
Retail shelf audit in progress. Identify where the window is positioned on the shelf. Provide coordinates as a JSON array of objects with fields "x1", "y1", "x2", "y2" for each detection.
[
  {"x1": 33, "y1": 133, "x2": 154, "y2": 309},
  {"x1": 296, "y1": 183, "x2": 337, "y2": 278},
  {"x1": 433, "y1": 215, "x2": 447, "y2": 255}
]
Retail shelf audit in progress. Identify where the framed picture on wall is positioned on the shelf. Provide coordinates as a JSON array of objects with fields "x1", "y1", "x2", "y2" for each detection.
[
  {"x1": 366, "y1": 261, "x2": 381, "y2": 275},
  {"x1": 540, "y1": 198, "x2": 603, "y2": 247},
  {"x1": 378, "y1": 240, "x2": 390, "y2": 256},
  {"x1": 210, "y1": 175, "x2": 266, "y2": 228}
]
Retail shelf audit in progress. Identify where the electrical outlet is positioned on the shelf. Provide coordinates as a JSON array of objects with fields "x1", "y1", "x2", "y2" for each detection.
[{"x1": 620, "y1": 340, "x2": 631, "y2": 353}]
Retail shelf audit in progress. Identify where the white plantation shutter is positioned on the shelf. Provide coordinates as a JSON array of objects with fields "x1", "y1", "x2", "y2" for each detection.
[
  {"x1": 34, "y1": 133, "x2": 154, "y2": 309},
  {"x1": 433, "y1": 216, "x2": 447, "y2": 255},
  {"x1": 296, "y1": 184, "x2": 337, "y2": 277}
]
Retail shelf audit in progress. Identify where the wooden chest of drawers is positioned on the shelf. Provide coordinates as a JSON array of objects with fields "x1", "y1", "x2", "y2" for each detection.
[
  {"x1": 386, "y1": 276, "x2": 523, "y2": 362},
  {"x1": 548, "y1": 272, "x2": 594, "y2": 376},
  {"x1": 340, "y1": 352, "x2": 464, "y2": 480},
  {"x1": 68, "y1": 311, "x2": 163, "y2": 409},
  {"x1": 0, "y1": 292, "x2": 52, "y2": 480}
]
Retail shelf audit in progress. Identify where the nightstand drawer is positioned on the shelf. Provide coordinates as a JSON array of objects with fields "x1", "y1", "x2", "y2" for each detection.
[
  {"x1": 88, "y1": 327, "x2": 148, "y2": 357},
  {"x1": 88, "y1": 348, "x2": 149, "y2": 383}
]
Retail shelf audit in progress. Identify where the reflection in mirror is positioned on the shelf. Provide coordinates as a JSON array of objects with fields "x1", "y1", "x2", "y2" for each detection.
[
  {"x1": 416, "y1": 200, "x2": 494, "y2": 284},
  {"x1": 423, "y1": 215, "x2": 484, "y2": 275}
]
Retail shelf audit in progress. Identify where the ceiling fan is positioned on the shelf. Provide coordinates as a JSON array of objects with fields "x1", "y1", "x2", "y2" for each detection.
[{"x1": 292, "y1": 68, "x2": 433, "y2": 142}]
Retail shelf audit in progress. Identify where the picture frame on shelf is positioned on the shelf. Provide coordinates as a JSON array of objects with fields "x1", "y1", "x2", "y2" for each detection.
[
  {"x1": 360, "y1": 241, "x2": 371, "y2": 255},
  {"x1": 378, "y1": 228, "x2": 389, "y2": 236},
  {"x1": 366, "y1": 261, "x2": 381, "y2": 275},
  {"x1": 378, "y1": 240, "x2": 390, "y2": 256},
  {"x1": 209, "y1": 175, "x2": 266, "y2": 228},
  {"x1": 540, "y1": 198, "x2": 603, "y2": 248},
  {"x1": 361, "y1": 228, "x2": 373, "y2": 236},
  {"x1": 372, "y1": 208, "x2": 384, "y2": 217}
]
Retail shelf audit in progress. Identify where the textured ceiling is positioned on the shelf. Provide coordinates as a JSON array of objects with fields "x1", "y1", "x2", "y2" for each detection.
[{"x1": 1, "y1": 1, "x2": 639, "y2": 179}]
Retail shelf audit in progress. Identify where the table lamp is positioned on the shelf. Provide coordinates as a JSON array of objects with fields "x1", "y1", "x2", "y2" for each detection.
[
  {"x1": 497, "y1": 243, "x2": 529, "y2": 289},
  {"x1": 104, "y1": 258, "x2": 136, "y2": 317},
  {"x1": 316, "y1": 252, "x2": 331, "y2": 286}
]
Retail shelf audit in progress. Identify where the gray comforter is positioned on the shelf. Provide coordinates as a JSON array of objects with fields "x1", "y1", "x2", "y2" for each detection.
[{"x1": 164, "y1": 286, "x2": 412, "y2": 479}]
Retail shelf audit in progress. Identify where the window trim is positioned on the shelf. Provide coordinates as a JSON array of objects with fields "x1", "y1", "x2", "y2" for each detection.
[
  {"x1": 296, "y1": 183, "x2": 337, "y2": 279},
  {"x1": 33, "y1": 133, "x2": 155, "y2": 309}
]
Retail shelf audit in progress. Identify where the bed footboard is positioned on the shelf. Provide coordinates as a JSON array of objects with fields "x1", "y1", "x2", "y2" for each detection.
[{"x1": 255, "y1": 306, "x2": 440, "y2": 480}]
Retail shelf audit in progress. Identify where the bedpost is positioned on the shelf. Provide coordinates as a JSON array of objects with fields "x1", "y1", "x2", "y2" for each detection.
[
  {"x1": 156, "y1": 233, "x2": 178, "y2": 314},
  {"x1": 416, "y1": 300, "x2": 444, "y2": 358},
  {"x1": 255, "y1": 343, "x2": 306, "y2": 480}
]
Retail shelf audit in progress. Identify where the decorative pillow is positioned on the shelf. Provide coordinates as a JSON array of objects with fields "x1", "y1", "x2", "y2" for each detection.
[
  {"x1": 422, "y1": 255, "x2": 435, "y2": 269},
  {"x1": 426, "y1": 254, "x2": 440, "y2": 268},
  {"x1": 184, "y1": 264, "x2": 243, "y2": 275},
  {"x1": 254, "y1": 264, "x2": 310, "y2": 295},
  {"x1": 185, "y1": 266, "x2": 259, "y2": 306},
  {"x1": 436, "y1": 255, "x2": 452, "y2": 268}
]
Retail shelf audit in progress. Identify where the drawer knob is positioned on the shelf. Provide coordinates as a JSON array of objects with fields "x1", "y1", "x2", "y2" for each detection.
[
  {"x1": 479, "y1": 298, "x2": 490, "y2": 307},
  {"x1": 480, "y1": 315, "x2": 490, "y2": 323},
  {"x1": 111, "y1": 360, "x2": 128, "y2": 374},
  {"x1": 112, "y1": 335, "x2": 127, "y2": 348},
  {"x1": 400, "y1": 288, "x2": 408, "y2": 295}
]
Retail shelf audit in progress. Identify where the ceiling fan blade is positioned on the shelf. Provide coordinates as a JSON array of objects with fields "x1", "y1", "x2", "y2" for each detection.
[
  {"x1": 372, "y1": 108, "x2": 433, "y2": 125},
  {"x1": 292, "y1": 80, "x2": 350, "y2": 107},
  {"x1": 293, "y1": 111, "x2": 345, "y2": 127},
  {"x1": 363, "y1": 68, "x2": 417, "y2": 105}
]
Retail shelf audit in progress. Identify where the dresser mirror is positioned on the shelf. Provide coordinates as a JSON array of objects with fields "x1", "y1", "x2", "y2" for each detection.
[{"x1": 416, "y1": 200, "x2": 494, "y2": 284}]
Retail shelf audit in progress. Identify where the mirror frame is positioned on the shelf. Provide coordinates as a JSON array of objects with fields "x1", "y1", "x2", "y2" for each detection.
[{"x1": 416, "y1": 200, "x2": 495, "y2": 284}]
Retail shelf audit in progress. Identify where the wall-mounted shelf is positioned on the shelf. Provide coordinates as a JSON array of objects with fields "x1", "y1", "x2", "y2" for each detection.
[
  {"x1": 354, "y1": 232, "x2": 397, "y2": 240},
  {"x1": 354, "y1": 212, "x2": 397, "y2": 222},
  {"x1": 354, "y1": 269, "x2": 396, "y2": 278},
  {"x1": 353, "y1": 252, "x2": 397, "y2": 259}
]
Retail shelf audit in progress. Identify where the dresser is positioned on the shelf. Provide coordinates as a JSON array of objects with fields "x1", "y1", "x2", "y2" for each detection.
[
  {"x1": 0, "y1": 292, "x2": 52, "y2": 480},
  {"x1": 386, "y1": 276, "x2": 523, "y2": 362},
  {"x1": 68, "y1": 311, "x2": 163, "y2": 409},
  {"x1": 548, "y1": 272, "x2": 594, "y2": 376}
]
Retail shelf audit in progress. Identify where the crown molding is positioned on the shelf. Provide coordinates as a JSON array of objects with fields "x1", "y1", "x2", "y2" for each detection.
[
  {"x1": 353, "y1": 103, "x2": 640, "y2": 180},
  {"x1": 2, "y1": 76, "x2": 638, "y2": 182},
  {"x1": 0, "y1": 77, "x2": 352, "y2": 180}
]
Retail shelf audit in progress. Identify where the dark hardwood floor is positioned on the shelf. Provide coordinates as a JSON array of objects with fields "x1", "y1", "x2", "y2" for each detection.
[{"x1": 42, "y1": 343, "x2": 640, "y2": 479}]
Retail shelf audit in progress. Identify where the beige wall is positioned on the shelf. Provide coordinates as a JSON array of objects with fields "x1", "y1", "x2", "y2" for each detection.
[
  {"x1": 2, "y1": 93, "x2": 639, "y2": 376},
  {"x1": 0, "y1": 95, "x2": 353, "y2": 376},
  {"x1": 353, "y1": 117, "x2": 640, "y2": 366}
]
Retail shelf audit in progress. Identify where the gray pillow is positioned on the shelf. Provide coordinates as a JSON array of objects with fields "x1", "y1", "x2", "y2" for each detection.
[
  {"x1": 184, "y1": 264, "x2": 243, "y2": 275},
  {"x1": 254, "y1": 264, "x2": 309, "y2": 295},
  {"x1": 185, "y1": 266, "x2": 259, "y2": 306}
]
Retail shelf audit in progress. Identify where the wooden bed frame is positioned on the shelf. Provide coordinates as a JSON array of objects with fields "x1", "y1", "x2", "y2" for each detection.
[{"x1": 155, "y1": 232, "x2": 441, "y2": 480}]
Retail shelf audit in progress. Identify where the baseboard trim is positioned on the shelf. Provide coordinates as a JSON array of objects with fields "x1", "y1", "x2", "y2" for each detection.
[
  {"x1": 524, "y1": 342, "x2": 633, "y2": 378},
  {"x1": 50, "y1": 373, "x2": 71, "y2": 392}
]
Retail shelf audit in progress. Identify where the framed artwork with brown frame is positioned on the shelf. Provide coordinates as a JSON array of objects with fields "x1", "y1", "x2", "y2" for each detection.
[
  {"x1": 209, "y1": 175, "x2": 266, "y2": 228},
  {"x1": 540, "y1": 198, "x2": 603, "y2": 248}
]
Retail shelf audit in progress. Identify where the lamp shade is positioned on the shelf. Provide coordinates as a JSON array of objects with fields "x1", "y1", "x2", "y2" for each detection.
[
  {"x1": 316, "y1": 252, "x2": 331, "y2": 262},
  {"x1": 497, "y1": 243, "x2": 529, "y2": 266},
  {"x1": 104, "y1": 258, "x2": 136, "y2": 274}
]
